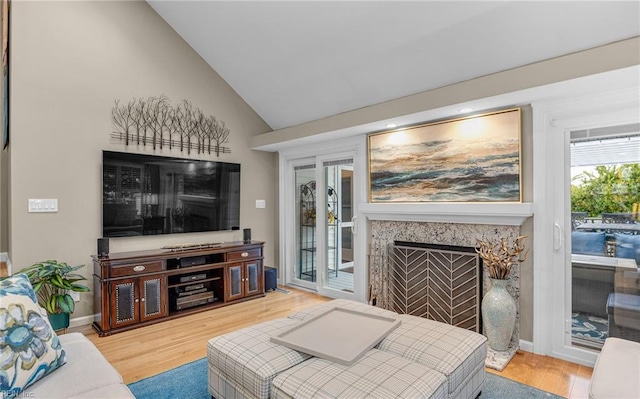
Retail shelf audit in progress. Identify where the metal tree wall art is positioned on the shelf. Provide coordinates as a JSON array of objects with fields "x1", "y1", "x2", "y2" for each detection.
[{"x1": 111, "y1": 95, "x2": 231, "y2": 156}]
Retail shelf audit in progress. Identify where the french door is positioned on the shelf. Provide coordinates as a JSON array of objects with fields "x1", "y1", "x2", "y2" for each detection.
[
  {"x1": 321, "y1": 159, "x2": 355, "y2": 295},
  {"x1": 280, "y1": 138, "x2": 366, "y2": 301},
  {"x1": 536, "y1": 88, "x2": 640, "y2": 365}
]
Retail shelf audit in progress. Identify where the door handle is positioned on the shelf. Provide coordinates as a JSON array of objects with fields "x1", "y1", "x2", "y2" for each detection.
[
  {"x1": 553, "y1": 222, "x2": 563, "y2": 251},
  {"x1": 351, "y1": 216, "x2": 357, "y2": 235}
]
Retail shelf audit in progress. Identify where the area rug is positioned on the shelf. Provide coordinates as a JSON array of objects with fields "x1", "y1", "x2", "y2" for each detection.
[
  {"x1": 571, "y1": 312, "x2": 608, "y2": 349},
  {"x1": 128, "y1": 357, "x2": 563, "y2": 399}
]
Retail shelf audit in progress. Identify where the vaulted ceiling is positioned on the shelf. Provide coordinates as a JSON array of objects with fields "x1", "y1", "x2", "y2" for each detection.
[{"x1": 148, "y1": 1, "x2": 640, "y2": 131}]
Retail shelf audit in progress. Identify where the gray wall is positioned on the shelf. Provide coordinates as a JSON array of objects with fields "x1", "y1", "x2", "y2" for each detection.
[
  {"x1": 519, "y1": 105, "x2": 534, "y2": 341},
  {"x1": 7, "y1": 1, "x2": 276, "y2": 320}
]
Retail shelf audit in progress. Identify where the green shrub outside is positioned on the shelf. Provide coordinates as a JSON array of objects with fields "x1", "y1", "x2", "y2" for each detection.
[{"x1": 571, "y1": 164, "x2": 640, "y2": 217}]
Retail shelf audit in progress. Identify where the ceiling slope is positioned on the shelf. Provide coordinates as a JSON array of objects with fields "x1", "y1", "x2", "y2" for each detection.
[{"x1": 148, "y1": 1, "x2": 640, "y2": 131}]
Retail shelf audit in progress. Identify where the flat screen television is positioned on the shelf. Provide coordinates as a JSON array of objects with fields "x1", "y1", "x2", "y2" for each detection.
[{"x1": 102, "y1": 151, "x2": 240, "y2": 237}]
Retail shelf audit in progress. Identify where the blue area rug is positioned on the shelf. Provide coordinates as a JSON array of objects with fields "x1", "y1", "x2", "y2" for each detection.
[
  {"x1": 129, "y1": 358, "x2": 208, "y2": 399},
  {"x1": 572, "y1": 311, "x2": 608, "y2": 349},
  {"x1": 129, "y1": 357, "x2": 562, "y2": 399}
]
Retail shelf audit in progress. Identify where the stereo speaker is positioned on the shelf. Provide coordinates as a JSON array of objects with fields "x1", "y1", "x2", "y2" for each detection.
[
  {"x1": 97, "y1": 238, "x2": 109, "y2": 258},
  {"x1": 264, "y1": 267, "x2": 277, "y2": 291},
  {"x1": 178, "y1": 256, "x2": 206, "y2": 268},
  {"x1": 243, "y1": 228, "x2": 251, "y2": 243}
]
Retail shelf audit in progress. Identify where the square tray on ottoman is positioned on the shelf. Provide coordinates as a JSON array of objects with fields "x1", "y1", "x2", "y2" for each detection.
[{"x1": 271, "y1": 307, "x2": 401, "y2": 366}]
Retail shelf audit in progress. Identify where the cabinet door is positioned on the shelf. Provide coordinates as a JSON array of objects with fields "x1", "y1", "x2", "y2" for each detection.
[
  {"x1": 226, "y1": 264, "x2": 244, "y2": 301},
  {"x1": 110, "y1": 278, "x2": 139, "y2": 328},
  {"x1": 244, "y1": 260, "x2": 263, "y2": 297},
  {"x1": 140, "y1": 275, "x2": 168, "y2": 322}
]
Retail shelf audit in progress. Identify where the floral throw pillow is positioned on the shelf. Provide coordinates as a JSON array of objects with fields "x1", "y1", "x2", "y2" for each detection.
[{"x1": 0, "y1": 273, "x2": 67, "y2": 398}]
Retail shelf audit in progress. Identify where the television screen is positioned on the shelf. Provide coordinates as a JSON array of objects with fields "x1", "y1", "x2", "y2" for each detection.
[{"x1": 102, "y1": 151, "x2": 240, "y2": 237}]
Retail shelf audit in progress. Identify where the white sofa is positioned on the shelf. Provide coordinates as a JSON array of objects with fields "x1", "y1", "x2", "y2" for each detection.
[
  {"x1": 589, "y1": 337, "x2": 640, "y2": 399},
  {"x1": 27, "y1": 333, "x2": 134, "y2": 398},
  {"x1": 208, "y1": 299, "x2": 487, "y2": 399}
]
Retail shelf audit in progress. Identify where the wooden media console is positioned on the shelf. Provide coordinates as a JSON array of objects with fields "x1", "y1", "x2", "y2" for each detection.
[{"x1": 92, "y1": 241, "x2": 264, "y2": 336}]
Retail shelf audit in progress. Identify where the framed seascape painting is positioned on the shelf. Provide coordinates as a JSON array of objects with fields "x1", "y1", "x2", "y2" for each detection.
[{"x1": 368, "y1": 108, "x2": 521, "y2": 203}]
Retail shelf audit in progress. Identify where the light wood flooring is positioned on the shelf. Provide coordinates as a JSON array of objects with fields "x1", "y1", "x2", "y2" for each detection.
[{"x1": 69, "y1": 286, "x2": 592, "y2": 398}]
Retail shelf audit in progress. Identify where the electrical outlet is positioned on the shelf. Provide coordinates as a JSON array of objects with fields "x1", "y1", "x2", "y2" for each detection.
[{"x1": 69, "y1": 291, "x2": 80, "y2": 302}]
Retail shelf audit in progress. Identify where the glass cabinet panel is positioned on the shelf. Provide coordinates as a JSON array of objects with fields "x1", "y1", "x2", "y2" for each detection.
[
  {"x1": 113, "y1": 280, "x2": 136, "y2": 327},
  {"x1": 142, "y1": 277, "x2": 163, "y2": 318},
  {"x1": 228, "y1": 265, "x2": 243, "y2": 299},
  {"x1": 246, "y1": 262, "x2": 258, "y2": 293}
]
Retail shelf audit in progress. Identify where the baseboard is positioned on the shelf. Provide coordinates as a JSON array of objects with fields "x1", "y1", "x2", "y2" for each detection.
[
  {"x1": 519, "y1": 339, "x2": 533, "y2": 352},
  {"x1": 69, "y1": 314, "x2": 94, "y2": 328}
]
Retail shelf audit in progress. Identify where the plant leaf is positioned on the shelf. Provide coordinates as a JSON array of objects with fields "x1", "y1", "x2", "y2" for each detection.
[
  {"x1": 32, "y1": 281, "x2": 44, "y2": 293},
  {"x1": 57, "y1": 295, "x2": 75, "y2": 314},
  {"x1": 69, "y1": 284, "x2": 90, "y2": 292},
  {"x1": 46, "y1": 296, "x2": 58, "y2": 314}
]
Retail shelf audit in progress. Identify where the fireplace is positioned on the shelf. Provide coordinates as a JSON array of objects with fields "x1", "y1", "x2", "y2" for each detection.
[
  {"x1": 368, "y1": 220, "x2": 521, "y2": 351},
  {"x1": 389, "y1": 241, "x2": 482, "y2": 332}
]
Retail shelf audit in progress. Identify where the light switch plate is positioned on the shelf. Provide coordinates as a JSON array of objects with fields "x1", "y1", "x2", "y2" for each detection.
[
  {"x1": 69, "y1": 291, "x2": 80, "y2": 302},
  {"x1": 28, "y1": 199, "x2": 58, "y2": 213},
  {"x1": 256, "y1": 200, "x2": 266, "y2": 209}
]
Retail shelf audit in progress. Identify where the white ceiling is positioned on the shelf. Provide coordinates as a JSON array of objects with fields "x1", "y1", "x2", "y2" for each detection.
[{"x1": 148, "y1": 1, "x2": 640, "y2": 131}]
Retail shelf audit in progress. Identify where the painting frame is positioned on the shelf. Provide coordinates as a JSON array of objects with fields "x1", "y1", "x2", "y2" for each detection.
[
  {"x1": 1, "y1": 0, "x2": 9, "y2": 150},
  {"x1": 368, "y1": 108, "x2": 522, "y2": 203}
]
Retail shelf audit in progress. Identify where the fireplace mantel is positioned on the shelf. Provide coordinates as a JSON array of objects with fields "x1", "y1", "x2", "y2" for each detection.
[{"x1": 360, "y1": 202, "x2": 533, "y2": 226}]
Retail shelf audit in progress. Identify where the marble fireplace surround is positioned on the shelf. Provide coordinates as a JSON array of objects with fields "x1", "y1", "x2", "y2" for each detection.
[{"x1": 362, "y1": 202, "x2": 533, "y2": 370}]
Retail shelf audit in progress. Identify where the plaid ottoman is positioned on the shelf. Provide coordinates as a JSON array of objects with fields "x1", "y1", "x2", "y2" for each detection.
[
  {"x1": 271, "y1": 349, "x2": 447, "y2": 399},
  {"x1": 288, "y1": 299, "x2": 487, "y2": 399},
  {"x1": 207, "y1": 318, "x2": 310, "y2": 399},
  {"x1": 378, "y1": 315, "x2": 487, "y2": 399}
]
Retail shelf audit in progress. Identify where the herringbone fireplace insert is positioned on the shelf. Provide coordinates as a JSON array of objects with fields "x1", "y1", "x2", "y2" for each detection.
[{"x1": 389, "y1": 241, "x2": 482, "y2": 332}]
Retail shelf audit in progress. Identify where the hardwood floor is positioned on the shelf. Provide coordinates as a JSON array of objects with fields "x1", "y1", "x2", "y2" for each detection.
[
  {"x1": 69, "y1": 287, "x2": 592, "y2": 398},
  {"x1": 486, "y1": 350, "x2": 593, "y2": 398}
]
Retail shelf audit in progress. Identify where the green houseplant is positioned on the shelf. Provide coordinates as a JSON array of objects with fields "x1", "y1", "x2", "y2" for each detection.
[{"x1": 22, "y1": 260, "x2": 90, "y2": 330}]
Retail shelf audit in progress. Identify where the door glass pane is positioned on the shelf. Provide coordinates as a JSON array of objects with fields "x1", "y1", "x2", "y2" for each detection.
[
  {"x1": 247, "y1": 263, "x2": 258, "y2": 292},
  {"x1": 570, "y1": 125, "x2": 640, "y2": 350},
  {"x1": 341, "y1": 169, "x2": 354, "y2": 266},
  {"x1": 230, "y1": 266, "x2": 241, "y2": 296},
  {"x1": 324, "y1": 159, "x2": 354, "y2": 293},
  {"x1": 296, "y1": 165, "x2": 317, "y2": 282},
  {"x1": 143, "y1": 278, "x2": 161, "y2": 316},
  {"x1": 115, "y1": 282, "x2": 135, "y2": 324}
]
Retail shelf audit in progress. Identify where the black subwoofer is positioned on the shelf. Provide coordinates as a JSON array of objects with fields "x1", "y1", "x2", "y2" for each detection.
[{"x1": 264, "y1": 267, "x2": 277, "y2": 291}]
